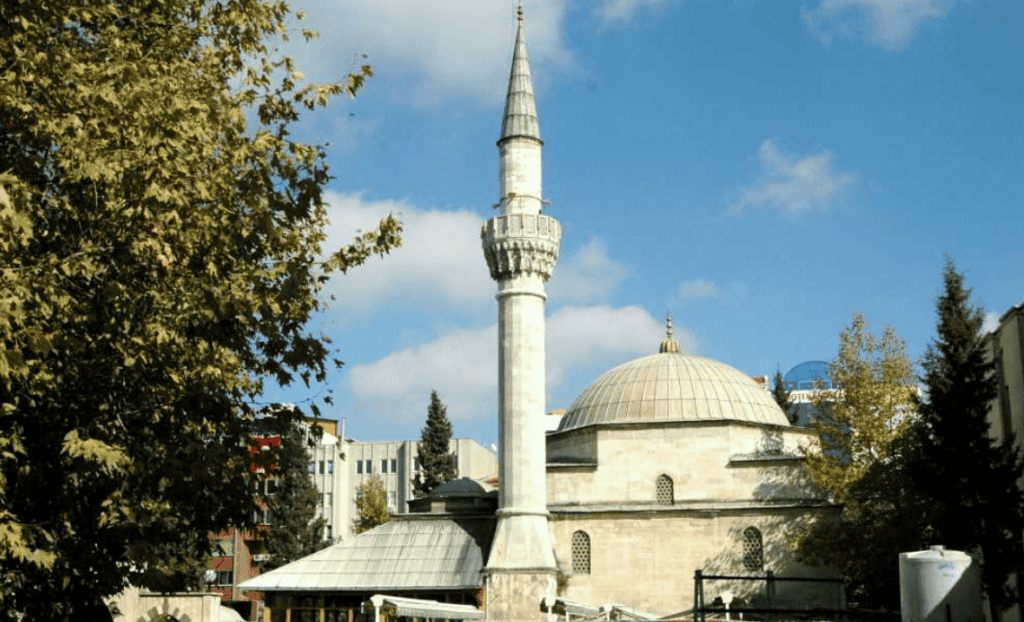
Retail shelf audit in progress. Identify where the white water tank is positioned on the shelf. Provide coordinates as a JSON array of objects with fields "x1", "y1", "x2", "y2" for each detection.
[{"x1": 900, "y1": 546, "x2": 983, "y2": 622}]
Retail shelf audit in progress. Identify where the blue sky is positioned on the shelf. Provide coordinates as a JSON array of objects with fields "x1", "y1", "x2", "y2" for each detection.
[{"x1": 264, "y1": 0, "x2": 1023, "y2": 447}]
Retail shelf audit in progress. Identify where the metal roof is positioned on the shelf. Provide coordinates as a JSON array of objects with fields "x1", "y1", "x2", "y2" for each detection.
[
  {"x1": 367, "y1": 595, "x2": 484, "y2": 620},
  {"x1": 557, "y1": 352, "x2": 792, "y2": 431},
  {"x1": 238, "y1": 516, "x2": 495, "y2": 592}
]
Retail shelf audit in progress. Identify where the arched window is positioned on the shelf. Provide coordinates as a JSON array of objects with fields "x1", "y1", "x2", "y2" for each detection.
[
  {"x1": 656, "y1": 474, "x2": 674, "y2": 505},
  {"x1": 742, "y1": 527, "x2": 764, "y2": 572},
  {"x1": 571, "y1": 530, "x2": 591, "y2": 575}
]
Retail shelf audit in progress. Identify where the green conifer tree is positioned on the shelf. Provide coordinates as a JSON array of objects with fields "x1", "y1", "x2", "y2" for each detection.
[
  {"x1": 914, "y1": 257, "x2": 1024, "y2": 619},
  {"x1": 253, "y1": 413, "x2": 329, "y2": 573},
  {"x1": 413, "y1": 391, "x2": 456, "y2": 498},
  {"x1": 771, "y1": 367, "x2": 799, "y2": 425}
]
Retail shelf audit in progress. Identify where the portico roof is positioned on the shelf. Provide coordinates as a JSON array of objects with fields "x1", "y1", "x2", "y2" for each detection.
[{"x1": 239, "y1": 516, "x2": 494, "y2": 592}]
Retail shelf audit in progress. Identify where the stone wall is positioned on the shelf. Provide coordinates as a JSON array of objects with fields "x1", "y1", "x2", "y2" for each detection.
[
  {"x1": 485, "y1": 570, "x2": 556, "y2": 621},
  {"x1": 549, "y1": 510, "x2": 838, "y2": 616},
  {"x1": 547, "y1": 422, "x2": 817, "y2": 506}
]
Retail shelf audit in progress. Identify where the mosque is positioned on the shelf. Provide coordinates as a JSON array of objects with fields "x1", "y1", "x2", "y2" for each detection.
[{"x1": 241, "y1": 7, "x2": 836, "y2": 621}]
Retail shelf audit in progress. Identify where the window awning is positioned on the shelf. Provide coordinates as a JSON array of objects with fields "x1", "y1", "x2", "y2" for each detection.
[{"x1": 365, "y1": 595, "x2": 484, "y2": 620}]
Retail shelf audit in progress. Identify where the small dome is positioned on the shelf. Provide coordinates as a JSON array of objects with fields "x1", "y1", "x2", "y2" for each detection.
[
  {"x1": 558, "y1": 351, "x2": 790, "y2": 431},
  {"x1": 430, "y1": 478, "x2": 486, "y2": 498}
]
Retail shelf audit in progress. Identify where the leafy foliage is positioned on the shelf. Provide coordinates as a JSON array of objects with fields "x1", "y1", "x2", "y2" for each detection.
[
  {"x1": 413, "y1": 391, "x2": 456, "y2": 498},
  {"x1": 800, "y1": 313, "x2": 918, "y2": 507},
  {"x1": 792, "y1": 313, "x2": 921, "y2": 608},
  {"x1": 352, "y1": 475, "x2": 390, "y2": 535},
  {"x1": 252, "y1": 411, "x2": 329, "y2": 573},
  {"x1": 913, "y1": 257, "x2": 1024, "y2": 616},
  {"x1": 0, "y1": 0, "x2": 400, "y2": 618}
]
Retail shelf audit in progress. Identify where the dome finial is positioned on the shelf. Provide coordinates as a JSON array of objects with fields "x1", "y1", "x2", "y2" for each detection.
[
  {"x1": 518, "y1": 3, "x2": 523, "y2": 22},
  {"x1": 660, "y1": 311, "x2": 681, "y2": 354}
]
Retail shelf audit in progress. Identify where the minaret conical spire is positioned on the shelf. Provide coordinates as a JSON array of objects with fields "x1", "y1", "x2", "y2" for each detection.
[{"x1": 499, "y1": 4, "x2": 542, "y2": 145}]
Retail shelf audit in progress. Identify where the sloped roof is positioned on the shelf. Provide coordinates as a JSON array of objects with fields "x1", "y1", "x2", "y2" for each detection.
[
  {"x1": 368, "y1": 595, "x2": 484, "y2": 620},
  {"x1": 239, "y1": 516, "x2": 495, "y2": 592}
]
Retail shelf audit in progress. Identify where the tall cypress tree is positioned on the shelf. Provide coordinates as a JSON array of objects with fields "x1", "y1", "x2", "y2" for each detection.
[
  {"x1": 914, "y1": 257, "x2": 1024, "y2": 618},
  {"x1": 771, "y1": 367, "x2": 799, "y2": 425},
  {"x1": 413, "y1": 391, "x2": 457, "y2": 497}
]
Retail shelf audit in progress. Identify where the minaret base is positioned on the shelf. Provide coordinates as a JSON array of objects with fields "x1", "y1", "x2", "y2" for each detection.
[
  {"x1": 485, "y1": 513, "x2": 557, "y2": 621},
  {"x1": 485, "y1": 568, "x2": 556, "y2": 622}
]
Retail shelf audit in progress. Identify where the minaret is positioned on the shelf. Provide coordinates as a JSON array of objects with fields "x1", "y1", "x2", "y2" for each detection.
[{"x1": 481, "y1": 5, "x2": 560, "y2": 620}]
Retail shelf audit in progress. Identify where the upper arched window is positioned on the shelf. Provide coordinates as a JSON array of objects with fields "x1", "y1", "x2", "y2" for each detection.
[
  {"x1": 656, "y1": 474, "x2": 674, "y2": 505},
  {"x1": 571, "y1": 530, "x2": 591, "y2": 575},
  {"x1": 742, "y1": 527, "x2": 764, "y2": 572}
]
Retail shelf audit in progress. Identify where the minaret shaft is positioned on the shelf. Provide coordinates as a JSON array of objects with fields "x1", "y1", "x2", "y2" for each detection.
[
  {"x1": 498, "y1": 140, "x2": 543, "y2": 214},
  {"x1": 480, "y1": 7, "x2": 559, "y2": 620}
]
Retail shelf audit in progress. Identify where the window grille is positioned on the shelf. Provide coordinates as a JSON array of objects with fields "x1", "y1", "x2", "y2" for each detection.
[
  {"x1": 571, "y1": 531, "x2": 591, "y2": 575},
  {"x1": 742, "y1": 527, "x2": 763, "y2": 572},
  {"x1": 656, "y1": 474, "x2": 674, "y2": 505}
]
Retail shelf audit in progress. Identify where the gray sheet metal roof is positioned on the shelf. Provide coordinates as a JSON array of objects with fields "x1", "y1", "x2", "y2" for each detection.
[
  {"x1": 368, "y1": 595, "x2": 484, "y2": 620},
  {"x1": 239, "y1": 516, "x2": 494, "y2": 592}
]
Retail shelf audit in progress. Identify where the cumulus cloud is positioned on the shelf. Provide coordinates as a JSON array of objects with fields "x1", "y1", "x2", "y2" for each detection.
[
  {"x1": 548, "y1": 238, "x2": 629, "y2": 305},
  {"x1": 346, "y1": 324, "x2": 497, "y2": 424},
  {"x1": 546, "y1": 305, "x2": 689, "y2": 386},
  {"x1": 983, "y1": 311, "x2": 1001, "y2": 334},
  {"x1": 346, "y1": 305, "x2": 687, "y2": 424},
  {"x1": 804, "y1": 0, "x2": 957, "y2": 51},
  {"x1": 321, "y1": 191, "x2": 492, "y2": 312},
  {"x1": 285, "y1": 0, "x2": 575, "y2": 106},
  {"x1": 729, "y1": 139, "x2": 855, "y2": 217},
  {"x1": 677, "y1": 279, "x2": 719, "y2": 301},
  {"x1": 596, "y1": 0, "x2": 674, "y2": 23}
]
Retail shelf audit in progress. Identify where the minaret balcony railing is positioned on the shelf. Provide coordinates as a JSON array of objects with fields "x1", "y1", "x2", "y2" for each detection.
[{"x1": 481, "y1": 214, "x2": 561, "y2": 282}]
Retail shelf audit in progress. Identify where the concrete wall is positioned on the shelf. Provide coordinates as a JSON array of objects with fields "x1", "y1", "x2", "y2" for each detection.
[
  {"x1": 987, "y1": 302, "x2": 1024, "y2": 448},
  {"x1": 984, "y1": 301, "x2": 1024, "y2": 622}
]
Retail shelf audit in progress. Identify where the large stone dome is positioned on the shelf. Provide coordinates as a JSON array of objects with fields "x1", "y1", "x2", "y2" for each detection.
[{"x1": 556, "y1": 350, "x2": 790, "y2": 432}]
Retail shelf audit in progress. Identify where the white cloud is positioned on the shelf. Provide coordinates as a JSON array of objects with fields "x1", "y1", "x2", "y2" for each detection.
[
  {"x1": 729, "y1": 139, "x2": 855, "y2": 217},
  {"x1": 321, "y1": 191, "x2": 492, "y2": 312},
  {"x1": 983, "y1": 311, "x2": 1001, "y2": 334},
  {"x1": 597, "y1": 0, "x2": 674, "y2": 23},
  {"x1": 286, "y1": 0, "x2": 575, "y2": 106},
  {"x1": 804, "y1": 0, "x2": 957, "y2": 51},
  {"x1": 547, "y1": 238, "x2": 629, "y2": 305},
  {"x1": 678, "y1": 279, "x2": 719, "y2": 301},
  {"x1": 546, "y1": 304, "x2": 689, "y2": 386},
  {"x1": 346, "y1": 323, "x2": 497, "y2": 424},
  {"x1": 345, "y1": 305, "x2": 689, "y2": 424}
]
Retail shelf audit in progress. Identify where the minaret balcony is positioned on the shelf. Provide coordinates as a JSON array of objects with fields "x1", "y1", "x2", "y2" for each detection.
[{"x1": 481, "y1": 214, "x2": 561, "y2": 282}]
